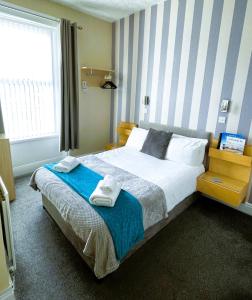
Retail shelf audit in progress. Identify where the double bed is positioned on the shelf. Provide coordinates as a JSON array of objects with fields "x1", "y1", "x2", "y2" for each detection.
[{"x1": 31, "y1": 122, "x2": 211, "y2": 278}]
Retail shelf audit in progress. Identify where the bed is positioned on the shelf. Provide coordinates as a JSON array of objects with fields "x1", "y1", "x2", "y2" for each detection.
[{"x1": 30, "y1": 121, "x2": 211, "y2": 279}]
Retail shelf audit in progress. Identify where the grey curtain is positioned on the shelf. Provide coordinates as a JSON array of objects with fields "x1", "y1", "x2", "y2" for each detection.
[
  {"x1": 60, "y1": 19, "x2": 79, "y2": 152},
  {"x1": 0, "y1": 100, "x2": 5, "y2": 134}
]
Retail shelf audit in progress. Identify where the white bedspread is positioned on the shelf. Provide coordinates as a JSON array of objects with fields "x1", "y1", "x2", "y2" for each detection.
[{"x1": 96, "y1": 146, "x2": 205, "y2": 212}]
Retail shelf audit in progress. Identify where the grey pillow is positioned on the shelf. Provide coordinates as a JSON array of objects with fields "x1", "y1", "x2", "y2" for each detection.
[{"x1": 141, "y1": 128, "x2": 172, "y2": 159}]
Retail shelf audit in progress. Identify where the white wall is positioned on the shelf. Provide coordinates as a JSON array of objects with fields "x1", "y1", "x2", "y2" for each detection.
[
  {"x1": 11, "y1": 136, "x2": 65, "y2": 177},
  {"x1": 72, "y1": 88, "x2": 111, "y2": 156}
]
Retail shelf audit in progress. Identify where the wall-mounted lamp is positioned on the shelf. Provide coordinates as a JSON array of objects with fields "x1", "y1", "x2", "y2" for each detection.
[
  {"x1": 218, "y1": 99, "x2": 231, "y2": 124},
  {"x1": 220, "y1": 99, "x2": 231, "y2": 113},
  {"x1": 144, "y1": 96, "x2": 150, "y2": 106}
]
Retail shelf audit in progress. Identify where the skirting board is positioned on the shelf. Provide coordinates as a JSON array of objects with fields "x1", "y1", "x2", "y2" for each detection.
[
  {"x1": 237, "y1": 202, "x2": 252, "y2": 217},
  {"x1": 202, "y1": 193, "x2": 252, "y2": 217},
  {"x1": 13, "y1": 154, "x2": 66, "y2": 178},
  {"x1": 0, "y1": 286, "x2": 15, "y2": 300}
]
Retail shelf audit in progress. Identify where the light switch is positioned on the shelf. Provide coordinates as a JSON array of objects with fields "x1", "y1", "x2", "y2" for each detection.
[
  {"x1": 218, "y1": 116, "x2": 226, "y2": 124},
  {"x1": 81, "y1": 81, "x2": 88, "y2": 90}
]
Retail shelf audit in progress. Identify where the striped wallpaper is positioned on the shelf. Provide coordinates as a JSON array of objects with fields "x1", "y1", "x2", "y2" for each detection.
[{"x1": 111, "y1": 0, "x2": 252, "y2": 144}]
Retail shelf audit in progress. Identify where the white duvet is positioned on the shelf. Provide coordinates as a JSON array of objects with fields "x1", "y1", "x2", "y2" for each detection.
[{"x1": 96, "y1": 146, "x2": 205, "y2": 212}]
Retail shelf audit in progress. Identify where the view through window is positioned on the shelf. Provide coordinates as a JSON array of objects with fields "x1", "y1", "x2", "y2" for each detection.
[{"x1": 0, "y1": 12, "x2": 59, "y2": 141}]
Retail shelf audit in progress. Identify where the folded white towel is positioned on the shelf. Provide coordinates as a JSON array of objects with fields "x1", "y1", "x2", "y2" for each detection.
[
  {"x1": 53, "y1": 156, "x2": 80, "y2": 173},
  {"x1": 89, "y1": 180, "x2": 121, "y2": 207},
  {"x1": 99, "y1": 175, "x2": 118, "y2": 193},
  {"x1": 61, "y1": 156, "x2": 77, "y2": 167}
]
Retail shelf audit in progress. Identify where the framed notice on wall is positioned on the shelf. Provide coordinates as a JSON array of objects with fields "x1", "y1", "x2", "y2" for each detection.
[{"x1": 218, "y1": 133, "x2": 246, "y2": 155}]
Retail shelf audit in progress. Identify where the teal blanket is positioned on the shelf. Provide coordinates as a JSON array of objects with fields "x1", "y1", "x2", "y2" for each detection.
[{"x1": 44, "y1": 163, "x2": 144, "y2": 260}]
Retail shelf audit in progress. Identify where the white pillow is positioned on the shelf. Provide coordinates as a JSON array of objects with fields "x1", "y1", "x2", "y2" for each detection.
[
  {"x1": 125, "y1": 127, "x2": 149, "y2": 151},
  {"x1": 165, "y1": 134, "x2": 208, "y2": 166}
]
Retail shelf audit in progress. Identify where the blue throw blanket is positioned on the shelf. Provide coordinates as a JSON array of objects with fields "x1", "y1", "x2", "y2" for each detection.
[{"x1": 44, "y1": 163, "x2": 144, "y2": 260}]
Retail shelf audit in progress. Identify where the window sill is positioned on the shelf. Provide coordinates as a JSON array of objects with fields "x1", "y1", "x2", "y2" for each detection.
[{"x1": 10, "y1": 134, "x2": 59, "y2": 144}]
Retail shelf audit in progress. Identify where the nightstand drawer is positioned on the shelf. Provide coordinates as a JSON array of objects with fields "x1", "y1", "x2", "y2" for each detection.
[{"x1": 197, "y1": 172, "x2": 248, "y2": 207}]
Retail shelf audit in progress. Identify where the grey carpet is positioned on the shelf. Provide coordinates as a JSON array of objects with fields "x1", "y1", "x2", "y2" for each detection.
[{"x1": 11, "y1": 176, "x2": 252, "y2": 300}]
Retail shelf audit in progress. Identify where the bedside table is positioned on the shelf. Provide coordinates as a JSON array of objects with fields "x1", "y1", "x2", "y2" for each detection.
[
  {"x1": 105, "y1": 122, "x2": 137, "y2": 151},
  {"x1": 197, "y1": 148, "x2": 252, "y2": 207},
  {"x1": 105, "y1": 143, "x2": 121, "y2": 151}
]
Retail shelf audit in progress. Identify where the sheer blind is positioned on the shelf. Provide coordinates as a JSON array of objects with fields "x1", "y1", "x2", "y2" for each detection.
[{"x1": 0, "y1": 13, "x2": 59, "y2": 141}]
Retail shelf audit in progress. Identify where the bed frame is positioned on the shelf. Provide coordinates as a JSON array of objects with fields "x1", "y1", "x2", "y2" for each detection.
[{"x1": 42, "y1": 122, "x2": 211, "y2": 277}]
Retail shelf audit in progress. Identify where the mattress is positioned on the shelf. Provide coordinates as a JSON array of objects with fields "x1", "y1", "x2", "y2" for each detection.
[{"x1": 96, "y1": 146, "x2": 205, "y2": 212}]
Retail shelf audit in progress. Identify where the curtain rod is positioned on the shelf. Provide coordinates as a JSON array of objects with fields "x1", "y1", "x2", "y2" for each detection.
[{"x1": 0, "y1": 1, "x2": 83, "y2": 30}]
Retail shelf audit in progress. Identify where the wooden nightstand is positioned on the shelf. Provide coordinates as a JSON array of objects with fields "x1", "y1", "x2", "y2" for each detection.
[
  {"x1": 105, "y1": 122, "x2": 137, "y2": 151},
  {"x1": 105, "y1": 143, "x2": 121, "y2": 151},
  {"x1": 197, "y1": 148, "x2": 252, "y2": 207}
]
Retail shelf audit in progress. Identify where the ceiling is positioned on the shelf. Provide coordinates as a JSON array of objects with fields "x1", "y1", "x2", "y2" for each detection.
[{"x1": 51, "y1": 0, "x2": 164, "y2": 22}]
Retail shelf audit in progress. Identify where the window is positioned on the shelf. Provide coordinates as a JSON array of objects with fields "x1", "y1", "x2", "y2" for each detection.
[{"x1": 0, "y1": 9, "x2": 60, "y2": 141}]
